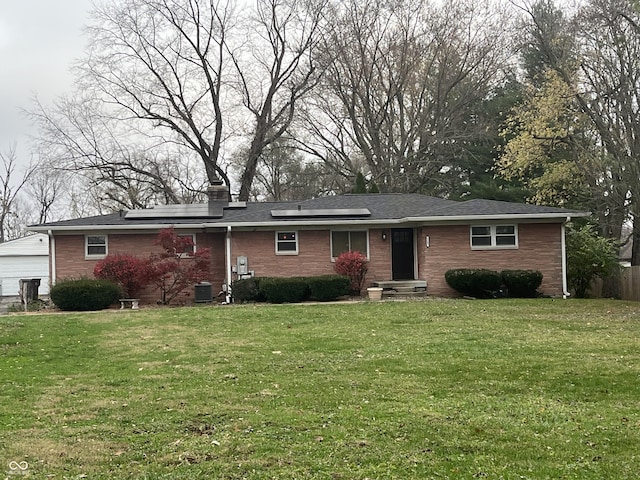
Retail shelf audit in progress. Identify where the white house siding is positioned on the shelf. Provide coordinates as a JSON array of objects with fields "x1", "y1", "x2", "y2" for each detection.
[{"x1": 0, "y1": 234, "x2": 49, "y2": 297}]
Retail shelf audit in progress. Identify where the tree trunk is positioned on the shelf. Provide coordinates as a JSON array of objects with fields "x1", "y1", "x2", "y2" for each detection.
[{"x1": 238, "y1": 129, "x2": 268, "y2": 202}]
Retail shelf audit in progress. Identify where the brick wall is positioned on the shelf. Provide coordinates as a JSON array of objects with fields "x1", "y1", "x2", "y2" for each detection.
[
  {"x1": 52, "y1": 222, "x2": 566, "y2": 303},
  {"x1": 420, "y1": 223, "x2": 565, "y2": 297},
  {"x1": 53, "y1": 232, "x2": 226, "y2": 304},
  {"x1": 230, "y1": 228, "x2": 392, "y2": 290}
]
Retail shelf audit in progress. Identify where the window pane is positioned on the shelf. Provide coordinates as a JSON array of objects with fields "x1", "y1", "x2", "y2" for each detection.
[
  {"x1": 496, "y1": 235, "x2": 516, "y2": 246},
  {"x1": 471, "y1": 226, "x2": 490, "y2": 236},
  {"x1": 471, "y1": 237, "x2": 492, "y2": 246},
  {"x1": 278, "y1": 242, "x2": 297, "y2": 252},
  {"x1": 86, "y1": 235, "x2": 106, "y2": 256},
  {"x1": 87, "y1": 245, "x2": 106, "y2": 255},
  {"x1": 276, "y1": 231, "x2": 297, "y2": 253},
  {"x1": 177, "y1": 235, "x2": 195, "y2": 254},
  {"x1": 350, "y1": 231, "x2": 368, "y2": 255},
  {"x1": 278, "y1": 232, "x2": 296, "y2": 241},
  {"x1": 332, "y1": 231, "x2": 349, "y2": 257},
  {"x1": 496, "y1": 225, "x2": 515, "y2": 235},
  {"x1": 87, "y1": 235, "x2": 105, "y2": 245}
]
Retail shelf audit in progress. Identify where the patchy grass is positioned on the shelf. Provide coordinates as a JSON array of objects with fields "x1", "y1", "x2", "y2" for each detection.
[{"x1": 1, "y1": 299, "x2": 640, "y2": 478}]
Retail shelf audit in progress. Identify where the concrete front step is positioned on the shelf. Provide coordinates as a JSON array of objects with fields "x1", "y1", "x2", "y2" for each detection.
[
  {"x1": 382, "y1": 290, "x2": 427, "y2": 298},
  {"x1": 372, "y1": 280, "x2": 427, "y2": 291},
  {"x1": 371, "y1": 280, "x2": 428, "y2": 298}
]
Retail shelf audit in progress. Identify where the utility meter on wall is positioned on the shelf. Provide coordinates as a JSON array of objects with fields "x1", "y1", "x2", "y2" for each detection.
[{"x1": 237, "y1": 256, "x2": 249, "y2": 275}]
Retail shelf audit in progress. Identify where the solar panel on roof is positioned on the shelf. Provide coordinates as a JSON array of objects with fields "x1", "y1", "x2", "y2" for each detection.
[
  {"x1": 270, "y1": 208, "x2": 371, "y2": 218},
  {"x1": 125, "y1": 204, "x2": 224, "y2": 219}
]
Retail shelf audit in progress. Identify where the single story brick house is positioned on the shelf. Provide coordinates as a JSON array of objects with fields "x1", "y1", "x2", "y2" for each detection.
[{"x1": 28, "y1": 183, "x2": 588, "y2": 303}]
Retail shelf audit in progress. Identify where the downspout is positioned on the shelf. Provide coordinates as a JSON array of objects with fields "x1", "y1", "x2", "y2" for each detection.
[
  {"x1": 226, "y1": 226, "x2": 232, "y2": 303},
  {"x1": 561, "y1": 217, "x2": 571, "y2": 298},
  {"x1": 47, "y1": 230, "x2": 56, "y2": 287}
]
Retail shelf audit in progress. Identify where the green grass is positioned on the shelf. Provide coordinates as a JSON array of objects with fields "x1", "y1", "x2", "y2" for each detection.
[{"x1": 1, "y1": 298, "x2": 640, "y2": 478}]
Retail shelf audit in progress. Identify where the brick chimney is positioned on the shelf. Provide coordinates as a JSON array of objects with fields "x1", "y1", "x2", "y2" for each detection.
[
  {"x1": 207, "y1": 179, "x2": 229, "y2": 204},
  {"x1": 207, "y1": 179, "x2": 229, "y2": 217}
]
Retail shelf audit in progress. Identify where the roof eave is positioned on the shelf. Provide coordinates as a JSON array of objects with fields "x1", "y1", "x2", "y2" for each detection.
[
  {"x1": 406, "y1": 212, "x2": 591, "y2": 222},
  {"x1": 27, "y1": 222, "x2": 215, "y2": 233},
  {"x1": 28, "y1": 210, "x2": 589, "y2": 233}
]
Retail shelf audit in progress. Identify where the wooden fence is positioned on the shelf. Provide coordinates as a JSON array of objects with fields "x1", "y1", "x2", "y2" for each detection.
[{"x1": 590, "y1": 265, "x2": 640, "y2": 301}]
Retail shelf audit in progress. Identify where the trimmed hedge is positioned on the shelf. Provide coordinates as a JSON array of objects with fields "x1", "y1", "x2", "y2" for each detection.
[
  {"x1": 231, "y1": 277, "x2": 262, "y2": 303},
  {"x1": 232, "y1": 275, "x2": 351, "y2": 304},
  {"x1": 50, "y1": 278, "x2": 121, "y2": 311},
  {"x1": 307, "y1": 275, "x2": 351, "y2": 301},
  {"x1": 445, "y1": 268, "x2": 502, "y2": 298},
  {"x1": 259, "y1": 277, "x2": 309, "y2": 304},
  {"x1": 501, "y1": 270, "x2": 543, "y2": 298}
]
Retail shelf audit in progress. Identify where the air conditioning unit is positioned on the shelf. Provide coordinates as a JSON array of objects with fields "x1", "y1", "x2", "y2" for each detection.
[{"x1": 194, "y1": 282, "x2": 213, "y2": 303}]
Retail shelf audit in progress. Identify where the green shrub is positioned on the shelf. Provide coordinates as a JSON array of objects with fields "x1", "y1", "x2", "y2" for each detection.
[
  {"x1": 566, "y1": 224, "x2": 620, "y2": 298},
  {"x1": 259, "y1": 277, "x2": 309, "y2": 304},
  {"x1": 50, "y1": 278, "x2": 121, "y2": 311},
  {"x1": 307, "y1": 275, "x2": 351, "y2": 301},
  {"x1": 232, "y1": 277, "x2": 262, "y2": 303},
  {"x1": 501, "y1": 270, "x2": 543, "y2": 297},
  {"x1": 445, "y1": 268, "x2": 502, "y2": 298}
]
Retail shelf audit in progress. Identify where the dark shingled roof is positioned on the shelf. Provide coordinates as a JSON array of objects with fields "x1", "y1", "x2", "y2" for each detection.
[
  {"x1": 427, "y1": 198, "x2": 582, "y2": 217},
  {"x1": 226, "y1": 194, "x2": 459, "y2": 223},
  {"x1": 29, "y1": 194, "x2": 588, "y2": 231}
]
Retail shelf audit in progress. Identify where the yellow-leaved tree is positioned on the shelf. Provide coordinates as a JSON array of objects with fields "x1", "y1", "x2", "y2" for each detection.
[{"x1": 497, "y1": 69, "x2": 595, "y2": 208}]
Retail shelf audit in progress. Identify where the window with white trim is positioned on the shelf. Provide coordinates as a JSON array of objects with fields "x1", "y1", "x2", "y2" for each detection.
[
  {"x1": 276, "y1": 231, "x2": 298, "y2": 255},
  {"x1": 471, "y1": 225, "x2": 518, "y2": 249},
  {"x1": 85, "y1": 234, "x2": 107, "y2": 258},
  {"x1": 331, "y1": 230, "x2": 369, "y2": 258}
]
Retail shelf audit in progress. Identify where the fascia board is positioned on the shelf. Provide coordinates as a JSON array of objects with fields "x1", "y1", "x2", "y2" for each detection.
[
  {"x1": 28, "y1": 211, "x2": 590, "y2": 233},
  {"x1": 223, "y1": 219, "x2": 400, "y2": 228},
  {"x1": 225, "y1": 213, "x2": 589, "y2": 228},
  {"x1": 27, "y1": 223, "x2": 216, "y2": 233},
  {"x1": 406, "y1": 212, "x2": 591, "y2": 222}
]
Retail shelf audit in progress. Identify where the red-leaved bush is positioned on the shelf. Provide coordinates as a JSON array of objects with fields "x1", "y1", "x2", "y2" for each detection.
[
  {"x1": 334, "y1": 250, "x2": 368, "y2": 294},
  {"x1": 93, "y1": 254, "x2": 150, "y2": 298},
  {"x1": 147, "y1": 227, "x2": 211, "y2": 304}
]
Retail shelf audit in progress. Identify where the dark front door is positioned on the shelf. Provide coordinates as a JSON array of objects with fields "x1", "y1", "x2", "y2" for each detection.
[{"x1": 392, "y1": 228, "x2": 414, "y2": 280}]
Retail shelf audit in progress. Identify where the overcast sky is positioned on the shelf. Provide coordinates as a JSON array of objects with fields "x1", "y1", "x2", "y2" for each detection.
[{"x1": 0, "y1": 1, "x2": 92, "y2": 162}]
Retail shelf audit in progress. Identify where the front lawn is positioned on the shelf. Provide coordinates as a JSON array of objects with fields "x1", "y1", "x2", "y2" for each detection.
[{"x1": 1, "y1": 299, "x2": 639, "y2": 478}]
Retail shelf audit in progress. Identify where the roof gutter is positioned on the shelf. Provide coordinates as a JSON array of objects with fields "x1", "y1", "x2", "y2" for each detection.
[
  {"x1": 222, "y1": 213, "x2": 587, "y2": 229},
  {"x1": 27, "y1": 211, "x2": 591, "y2": 233},
  {"x1": 27, "y1": 222, "x2": 220, "y2": 233},
  {"x1": 225, "y1": 226, "x2": 232, "y2": 304},
  {"x1": 48, "y1": 229, "x2": 56, "y2": 286},
  {"x1": 561, "y1": 217, "x2": 571, "y2": 298}
]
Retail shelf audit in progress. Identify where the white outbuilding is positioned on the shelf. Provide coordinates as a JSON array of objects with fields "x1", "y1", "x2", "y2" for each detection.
[{"x1": 0, "y1": 234, "x2": 50, "y2": 297}]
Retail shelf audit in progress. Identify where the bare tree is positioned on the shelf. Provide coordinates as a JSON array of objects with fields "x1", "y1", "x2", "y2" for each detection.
[
  {"x1": 575, "y1": 0, "x2": 640, "y2": 264},
  {"x1": 26, "y1": 165, "x2": 66, "y2": 225},
  {"x1": 31, "y1": 95, "x2": 208, "y2": 210},
  {"x1": 80, "y1": 0, "x2": 234, "y2": 189},
  {"x1": 0, "y1": 145, "x2": 36, "y2": 242},
  {"x1": 302, "y1": 0, "x2": 512, "y2": 194},
  {"x1": 232, "y1": 0, "x2": 328, "y2": 201},
  {"x1": 244, "y1": 139, "x2": 350, "y2": 200},
  {"x1": 32, "y1": 0, "x2": 327, "y2": 202}
]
